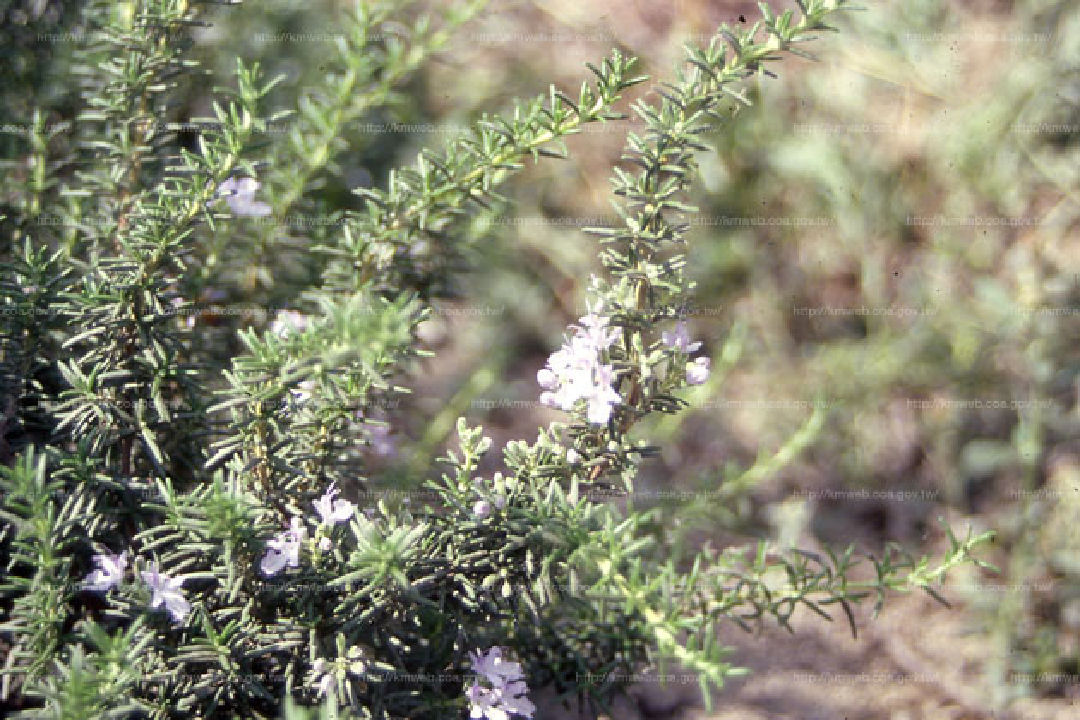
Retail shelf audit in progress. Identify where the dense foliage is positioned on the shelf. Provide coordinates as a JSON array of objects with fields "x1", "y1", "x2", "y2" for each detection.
[{"x1": 0, "y1": 1, "x2": 993, "y2": 718}]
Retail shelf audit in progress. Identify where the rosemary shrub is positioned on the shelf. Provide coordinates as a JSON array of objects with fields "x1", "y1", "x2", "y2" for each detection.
[{"x1": 0, "y1": 1, "x2": 994, "y2": 718}]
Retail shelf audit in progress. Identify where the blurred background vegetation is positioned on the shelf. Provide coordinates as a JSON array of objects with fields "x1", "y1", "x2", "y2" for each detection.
[{"x1": 4, "y1": 0, "x2": 1078, "y2": 717}]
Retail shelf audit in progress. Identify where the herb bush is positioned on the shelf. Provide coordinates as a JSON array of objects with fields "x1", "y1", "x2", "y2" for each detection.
[{"x1": 0, "y1": 1, "x2": 994, "y2": 718}]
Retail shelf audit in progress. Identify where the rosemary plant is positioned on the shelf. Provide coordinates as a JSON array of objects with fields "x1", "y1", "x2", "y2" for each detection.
[{"x1": 0, "y1": 1, "x2": 993, "y2": 718}]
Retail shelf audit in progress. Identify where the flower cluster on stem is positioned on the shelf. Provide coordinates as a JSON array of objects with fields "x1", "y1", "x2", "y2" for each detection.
[
  {"x1": 261, "y1": 483, "x2": 356, "y2": 576},
  {"x1": 537, "y1": 300, "x2": 622, "y2": 424}
]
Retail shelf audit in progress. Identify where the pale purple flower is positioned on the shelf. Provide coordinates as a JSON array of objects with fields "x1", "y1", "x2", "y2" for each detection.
[
  {"x1": 576, "y1": 300, "x2": 619, "y2": 345},
  {"x1": 662, "y1": 321, "x2": 702, "y2": 353},
  {"x1": 473, "y1": 500, "x2": 492, "y2": 519},
  {"x1": 314, "y1": 482, "x2": 354, "y2": 525},
  {"x1": 366, "y1": 422, "x2": 397, "y2": 457},
  {"x1": 470, "y1": 647, "x2": 525, "y2": 686},
  {"x1": 83, "y1": 550, "x2": 127, "y2": 593},
  {"x1": 499, "y1": 681, "x2": 536, "y2": 719},
  {"x1": 686, "y1": 357, "x2": 711, "y2": 385},
  {"x1": 261, "y1": 517, "x2": 307, "y2": 576},
  {"x1": 312, "y1": 650, "x2": 367, "y2": 699},
  {"x1": 353, "y1": 410, "x2": 398, "y2": 458},
  {"x1": 140, "y1": 563, "x2": 190, "y2": 622},
  {"x1": 467, "y1": 684, "x2": 505, "y2": 720},
  {"x1": 584, "y1": 364, "x2": 621, "y2": 424},
  {"x1": 468, "y1": 647, "x2": 534, "y2": 719},
  {"x1": 537, "y1": 302, "x2": 621, "y2": 425},
  {"x1": 218, "y1": 176, "x2": 271, "y2": 217}
]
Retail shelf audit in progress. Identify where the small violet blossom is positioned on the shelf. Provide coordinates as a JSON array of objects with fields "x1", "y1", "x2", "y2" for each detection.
[
  {"x1": 686, "y1": 357, "x2": 711, "y2": 386},
  {"x1": 83, "y1": 550, "x2": 128, "y2": 593},
  {"x1": 366, "y1": 422, "x2": 397, "y2": 457},
  {"x1": 355, "y1": 410, "x2": 398, "y2": 458},
  {"x1": 662, "y1": 321, "x2": 709, "y2": 385},
  {"x1": 289, "y1": 379, "x2": 317, "y2": 408},
  {"x1": 314, "y1": 482, "x2": 355, "y2": 526},
  {"x1": 537, "y1": 301, "x2": 622, "y2": 425},
  {"x1": 473, "y1": 499, "x2": 492, "y2": 519},
  {"x1": 218, "y1": 176, "x2": 271, "y2": 217},
  {"x1": 467, "y1": 647, "x2": 535, "y2": 720},
  {"x1": 260, "y1": 517, "x2": 307, "y2": 577},
  {"x1": 470, "y1": 647, "x2": 523, "y2": 684},
  {"x1": 662, "y1": 320, "x2": 702, "y2": 353},
  {"x1": 140, "y1": 562, "x2": 191, "y2": 623}
]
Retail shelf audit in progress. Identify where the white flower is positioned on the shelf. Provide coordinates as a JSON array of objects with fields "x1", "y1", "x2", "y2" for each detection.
[
  {"x1": 314, "y1": 482, "x2": 354, "y2": 525},
  {"x1": 662, "y1": 321, "x2": 702, "y2": 353},
  {"x1": 317, "y1": 536, "x2": 332, "y2": 552},
  {"x1": 218, "y1": 176, "x2": 271, "y2": 217},
  {"x1": 83, "y1": 550, "x2": 127, "y2": 593},
  {"x1": 140, "y1": 563, "x2": 190, "y2": 623},
  {"x1": 261, "y1": 517, "x2": 307, "y2": 576},
  {"x1": 312, "y1": 659, "x2": 335, "y2": 698},
  {"x1": 686, "y1": 357, "x2": 711, "y2": 385},
  {"x1": 270, "y1": 310, "x2": 310, "y2": 338},
  {"x1": 289, "y1": 379, "x2": 317, "y2": 408},
  {"x1": 473, "y1": 499, "x2": 492, "y2": 519},
  {"x1": 536, "y1": 367, "x2": 557, "y2": 390},
  {"x1": 565, "y1": 448, "x2": 580, "y2": 464},
  {"x1": 346, "y1": 646, "x2": 367, "y2": 675}
]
